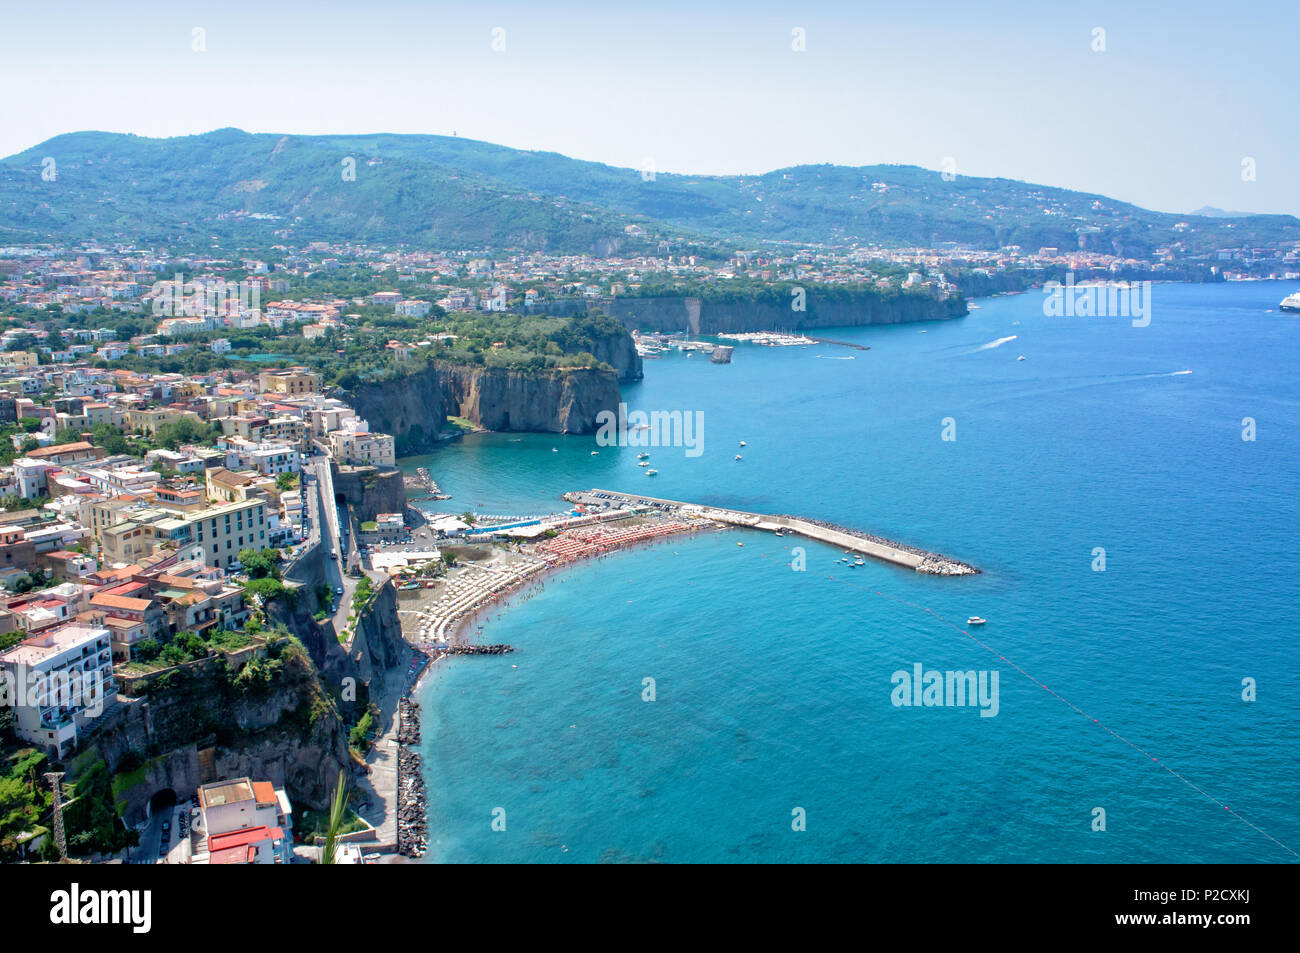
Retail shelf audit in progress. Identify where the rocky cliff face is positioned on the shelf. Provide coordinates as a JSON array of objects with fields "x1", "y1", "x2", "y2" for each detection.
[
  {"x1": 438, "y1": 364, "x2": 620, "y2": 433},
  {"x1": 349, "y1": 362, "x2": 621, "y2": 453},
  {"x1": 532, "y1": 291, "x2": 966, "y2": 334},
  {"x1": 347, "y1": 365, "x2": 448, "y2": 455},
  {"x1": 267, "y1": 563, "x2": 407, "y2": 702},
  {"x1": 345, "y1": 581, "x2": 407, "y2": 699},
  {"x1": 92, "y1": 640, "x2": 351, "y2": 821},
  {"x1": 332, "y1": 465, "x2": 407, "y2": 522},
  {"x1": 582, "y1": 326, "x2": 642, "y2": 381}
]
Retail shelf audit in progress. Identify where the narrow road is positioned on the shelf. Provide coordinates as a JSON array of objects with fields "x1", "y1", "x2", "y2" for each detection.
[{"x1": 303, "y1": 456, "x2": 361, "y2": 638}]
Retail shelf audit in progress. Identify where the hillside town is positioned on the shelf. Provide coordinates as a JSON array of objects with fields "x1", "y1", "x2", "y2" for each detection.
[
  {"x1": 3, "y1": 233, "x2": 1297, "y2": 336},
  {"x1": 0, "y1": 358, "x2": 395, "y2": 742}
]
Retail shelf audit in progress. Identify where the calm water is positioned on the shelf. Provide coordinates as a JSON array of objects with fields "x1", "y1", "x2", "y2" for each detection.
[{"x1": 406, "y1": 280, "x2": 1300, "y2": 863}]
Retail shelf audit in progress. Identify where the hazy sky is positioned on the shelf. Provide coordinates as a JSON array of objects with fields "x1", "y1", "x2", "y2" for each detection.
[{"x1": 2, "y1": 0, "x2": 1297, "y2": 215}]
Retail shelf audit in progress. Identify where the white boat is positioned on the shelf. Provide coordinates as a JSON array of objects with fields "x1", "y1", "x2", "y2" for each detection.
[
  {"x1": 966, "y1": 616, "x2": 987, "y2": 626},
  {"x1": 637, "y1": 452, "x2": 650, "y2": 460},
  {"x1": 739, "y1": 441, "x2": 747, "y2": 447},
  {"x1": 1280, "y1": 292, "x2": 1300, "y2": 313},
  {"x1": 734, "y1": 454, "x2": 743, "y2": 461},
  {"x1": 590, "y1": 451, "x2": 599, "y2": 455},
  {"x1": 1017, "y1": 355, "x2": 1025, "y2": 361},
  {"x1": 638, "y1": 461, "x2": 650, "y2": 467},
  {"x1": 853, "y1": 557, "x2": 864, "y2": 566},
  {"x1": 551, "y1": 448, "x2": 557, "y2": 453},
  {"x1": 645, "y1": 469, "x2": 658, "y2": 476}
]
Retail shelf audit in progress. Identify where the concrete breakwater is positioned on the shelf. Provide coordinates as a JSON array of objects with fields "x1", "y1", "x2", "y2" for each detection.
[
  {"x1": 570, "y1": 489, "x2": 979, "y2": 575},
  {"x1": 396, "y1": 698, "x2": 427, "y2": 858},
  {"x1": 808, "y1": 336, "x2": 871, "y2": 351}
]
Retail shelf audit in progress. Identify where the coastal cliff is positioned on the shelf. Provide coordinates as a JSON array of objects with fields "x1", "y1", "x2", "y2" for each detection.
[
  {"x1": 332, "y1": 465, "x2": 407, "y2": 522},
  {"x1": 438, "y1": 364, "x2": 620, "y2": 433},
  {"x1": 529, "y1": 288, "x2": 966, "y2": 334},
  {"x1": 90, "y1": 638, "x2": 352, "y2": 822},
  {"x1": 348, "y1": 361, "x2": 622, "y2": 453},
  {"x1": 272, "y1": 548, "x2": 408, "y2": 700}
]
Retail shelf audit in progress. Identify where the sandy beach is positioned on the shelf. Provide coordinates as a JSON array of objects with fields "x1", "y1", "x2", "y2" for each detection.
[{"x1": 395, "y1": 515, "x2": 716, "y2": 695}]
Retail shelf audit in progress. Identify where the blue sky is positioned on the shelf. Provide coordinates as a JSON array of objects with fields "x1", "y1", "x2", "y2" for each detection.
[{"x1": 1, "y1": 0, "x2": 1296, "y2": 215}]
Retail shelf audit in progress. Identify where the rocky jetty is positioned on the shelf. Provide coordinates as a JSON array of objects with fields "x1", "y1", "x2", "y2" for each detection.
[
  {"x1": 916, "y1": 554, "x2": 980, "y2": 576},
  {"x1": 396, "y1": 698, "x2": 427, "y2": 857},
  {"x1": 436, "y1": 643, "x2": 515, "y2": 657}
]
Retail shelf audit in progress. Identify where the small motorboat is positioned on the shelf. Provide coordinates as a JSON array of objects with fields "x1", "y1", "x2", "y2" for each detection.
[
  {"x1": 1017, "y1": 355, "x2": 1025, "y2": 361},
  {"x1": 734, "y1": 454, "x2": 743, "y2": 461},
  {"x1": 590, "y1": 450, "x2": 599, "y2": 455},
  {"x1": 966, "y1": 616, "x2": 987, "y2": 626},
  {"x1": 739, "y1": 441, "x2": 747, "y2": 447},
  {"x1": 645, "y1": 469, "x2": 658, "y2": 476}
]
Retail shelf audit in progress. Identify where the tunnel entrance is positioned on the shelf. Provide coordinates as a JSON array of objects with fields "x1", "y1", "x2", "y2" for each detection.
[{"x1": 147, "y1": 788, "x2": 177, "y2": 819}]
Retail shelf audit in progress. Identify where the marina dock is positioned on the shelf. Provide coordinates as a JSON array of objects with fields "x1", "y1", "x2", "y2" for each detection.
[{"x1": 567, "y1": 489, "x2": 979, "y2": 575}]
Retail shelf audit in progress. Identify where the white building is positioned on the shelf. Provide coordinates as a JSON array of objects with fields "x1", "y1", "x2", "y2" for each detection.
[
  {"x1": 191, "y1": 777, "x2": 293, "y2": 865},
  {"x1": 0, "y1": 624, "x2": 116, "y2": 759},
  {"x1": 395, "y1": 299, "x2": 431, "y2": 317}
]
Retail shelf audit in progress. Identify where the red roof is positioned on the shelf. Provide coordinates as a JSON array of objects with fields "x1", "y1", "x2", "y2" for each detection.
[
  {"x1": 105, "y1": 581, "x2": 147, "y2": 597},
  {"x1": 208, "y1": 825, "x2": 282, "y2": 855}
]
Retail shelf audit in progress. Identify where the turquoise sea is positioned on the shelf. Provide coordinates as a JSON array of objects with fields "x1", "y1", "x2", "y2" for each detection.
[{"x1": 404, "y1": 280, "x2": 1300, "y2": 863}]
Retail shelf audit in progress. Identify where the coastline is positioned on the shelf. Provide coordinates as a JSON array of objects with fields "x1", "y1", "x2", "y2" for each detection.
[{"x1": 400, "y1": 518, "x2": 718, "y2": 698}]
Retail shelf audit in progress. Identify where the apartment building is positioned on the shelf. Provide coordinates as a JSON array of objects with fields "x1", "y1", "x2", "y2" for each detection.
[
  {"x1": 187, "y1": 498, "x2": 270, "y2": 569},
  {"x1": 328, "y1": 421, "x2": 395, "y2": 467},
  {"x1": 258, "y1": 368, "x2": 319, "y2": 396},
  {"x1": 0, "y1": 624, "x2": 116, "y2": 758}
]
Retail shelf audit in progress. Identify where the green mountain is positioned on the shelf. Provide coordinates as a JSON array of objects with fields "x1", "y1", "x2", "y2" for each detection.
[{"x1": 2, "y1": 128, "x2": 1296, "y2": 257}]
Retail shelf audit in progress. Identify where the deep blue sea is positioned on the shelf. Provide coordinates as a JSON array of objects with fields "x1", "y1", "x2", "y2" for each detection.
[{"x1": 404, "y1": 280, "x2": 1300, "y2": 863}]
